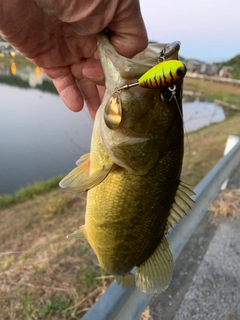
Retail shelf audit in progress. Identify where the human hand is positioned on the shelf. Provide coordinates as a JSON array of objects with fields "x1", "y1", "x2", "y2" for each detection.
[{"x1": 0, "y1": 0, "x2": 148, "y2": 118}]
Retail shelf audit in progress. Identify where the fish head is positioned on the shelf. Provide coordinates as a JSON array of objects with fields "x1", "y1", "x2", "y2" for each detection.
[{"x1": 96, "y1": 33, "x2": 185, "y2": 174}]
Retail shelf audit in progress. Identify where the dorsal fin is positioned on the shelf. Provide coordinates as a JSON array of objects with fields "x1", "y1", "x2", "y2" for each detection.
[{"x1": 165, "y1": 181, "x2": 195, "y2": 233}]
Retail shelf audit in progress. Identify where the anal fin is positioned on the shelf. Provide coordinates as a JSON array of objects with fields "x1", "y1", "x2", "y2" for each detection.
[{"x1": 135, "y1": 236, "x2": 173, "y2": 294}]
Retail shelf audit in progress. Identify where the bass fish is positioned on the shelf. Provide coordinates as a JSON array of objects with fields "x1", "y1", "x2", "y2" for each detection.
[{"x1": 60, "y1": 34, "x2": 194, "y2": 294}]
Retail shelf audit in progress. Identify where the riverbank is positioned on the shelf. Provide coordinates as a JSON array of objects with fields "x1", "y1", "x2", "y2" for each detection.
[
  {"x1": 184, "y1": 76, "x2": 240, "y2": 108},
  {"x1": 0, "y1": 55, "x2": 34, "y2": 67},
  {"x1": 0, "y1": 175, "x2": 64, "y2": 210},
  {"x1": 1, "y1": 114, "x2": 240, "y2": 319},
  {"x1": 181, "y1": 114, "x2": 240, "y2": 186}
]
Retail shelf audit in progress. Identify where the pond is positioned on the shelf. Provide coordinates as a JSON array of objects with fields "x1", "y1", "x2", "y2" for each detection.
[
  {"x1": 183, "y1": 99, "x2": 226, "y2": 132},
  {"x1": 0, "y1": 60, "x2": 230, "y2": 195}
]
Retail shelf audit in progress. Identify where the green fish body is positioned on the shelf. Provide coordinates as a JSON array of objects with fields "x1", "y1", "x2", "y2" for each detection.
[{"x1": 60, "y1": 34, "x2": 194, "y2": 294}]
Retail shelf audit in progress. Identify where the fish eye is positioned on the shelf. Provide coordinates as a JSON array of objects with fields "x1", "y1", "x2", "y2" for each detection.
[{"x1": 160, "y1": 87, "x2": 174, "y2": 103}]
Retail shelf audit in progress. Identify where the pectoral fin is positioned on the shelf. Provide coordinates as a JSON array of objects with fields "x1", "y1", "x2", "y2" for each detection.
[
  {"x1": 135, "y1": 236, "x2": 173, "y2": 294},
  {"x1": 76, "y1": 153, "x2": 90, "y2": 166},
  {"x1": 59, "y1": 153, "x2": 115, "y2": 192},
  {"x1": 59, "y1": 153, "x2": 90, "y2": 189}
]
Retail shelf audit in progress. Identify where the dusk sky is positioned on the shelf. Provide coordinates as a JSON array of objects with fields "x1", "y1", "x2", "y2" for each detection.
[{"x1": 139, "y1": 0, "x2": 240, "y2": 62}]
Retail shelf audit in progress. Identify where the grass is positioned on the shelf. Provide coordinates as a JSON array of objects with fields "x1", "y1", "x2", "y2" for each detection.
[
  {"x1": 40, "y1": 294, "x2": 74, "y2": 318},
  {"x1": 0, "y1": 175, "x2": 64, "y2": 210},
  {"x1": 1, "y1": 76, "x2": 240, "y2": 318},
  {"x1": 184, "y1": 77, "x2": 240, "y2": 107},
  {"x1": 181, "y1": 114, "x2": 240, "y2": 186},
  {"x1": 0, "y1": 189, "x2": 110, "y2": 319}
]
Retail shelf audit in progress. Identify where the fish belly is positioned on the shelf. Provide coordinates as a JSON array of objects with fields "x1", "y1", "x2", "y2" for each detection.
[{"x1": 85, "y1": 155, "x2": 180, "y2": 276}]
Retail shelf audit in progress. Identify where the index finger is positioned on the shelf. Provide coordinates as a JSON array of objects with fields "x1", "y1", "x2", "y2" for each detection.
[{"x1": 43, "y1": 66, "x2": 84, "y2": 112}]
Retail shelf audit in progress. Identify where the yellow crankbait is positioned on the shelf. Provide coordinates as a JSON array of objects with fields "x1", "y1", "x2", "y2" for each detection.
[
  {"x1": 139, "y1": 60, "x2": 186, "y2": 88},
  {"x1": 118, "y1": 60, "x2": 187, "y2": 91}
]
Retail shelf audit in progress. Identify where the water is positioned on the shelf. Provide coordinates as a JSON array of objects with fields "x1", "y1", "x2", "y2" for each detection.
[
  {"x1": 183, "y1": 99, "x2": 226, "y2": 132},
  {"x1": 0, "y1": 60, "x2": 229, "y2": 195},
  {"x1": 0, "y1": 60, "x2": 92, "y2": 194}
]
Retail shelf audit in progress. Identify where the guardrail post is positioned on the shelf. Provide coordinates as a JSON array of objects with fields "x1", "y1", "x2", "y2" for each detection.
[{"x1": 221, "y1": 135, "x2": 240, "y2": 190}]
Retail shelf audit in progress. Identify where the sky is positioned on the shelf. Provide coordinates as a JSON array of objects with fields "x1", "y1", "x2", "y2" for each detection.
[{"x1": 139, "y1": 0, "x2": 240, "y2": 63}]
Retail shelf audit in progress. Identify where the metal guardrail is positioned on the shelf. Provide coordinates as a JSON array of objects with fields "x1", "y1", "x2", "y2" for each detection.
[{"x1": 82, "y1": 138, "x2": 240, "y2": 320}]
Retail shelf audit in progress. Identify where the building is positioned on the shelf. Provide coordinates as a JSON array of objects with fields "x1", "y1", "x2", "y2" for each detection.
[{"x1": 219, "y1": 66, "x2": 233, "y2": 78}]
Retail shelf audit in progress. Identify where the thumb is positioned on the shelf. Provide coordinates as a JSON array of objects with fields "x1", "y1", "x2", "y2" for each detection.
[{"x1": 107, "y1": 1, "x2": 148, "y2": 58}]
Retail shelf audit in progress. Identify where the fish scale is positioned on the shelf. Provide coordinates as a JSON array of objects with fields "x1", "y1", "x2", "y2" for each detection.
[{"x1": 85, "y1": 148, "x2": 182, "y2": 275}]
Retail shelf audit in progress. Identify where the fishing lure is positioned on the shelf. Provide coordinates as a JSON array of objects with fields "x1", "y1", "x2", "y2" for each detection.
[
  {"x1": 118, "y1": 60, "x2": 187, "y2": 91},
  {"x1": 139, "y1": 60, "x2": 186, "y2": 88}
]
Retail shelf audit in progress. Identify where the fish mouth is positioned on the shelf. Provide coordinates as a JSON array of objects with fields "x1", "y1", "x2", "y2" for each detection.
[
  {"x1": 97, "y1": 33, "x2": 183, "y2": 89},
  {"x1": 97, "y1": 33, "x2": 158, "y2": 86}
]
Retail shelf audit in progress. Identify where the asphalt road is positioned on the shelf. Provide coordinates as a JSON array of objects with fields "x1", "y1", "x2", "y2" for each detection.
[{"x1": 148, "y1": 165, "x2": 240, "y2": 320}]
